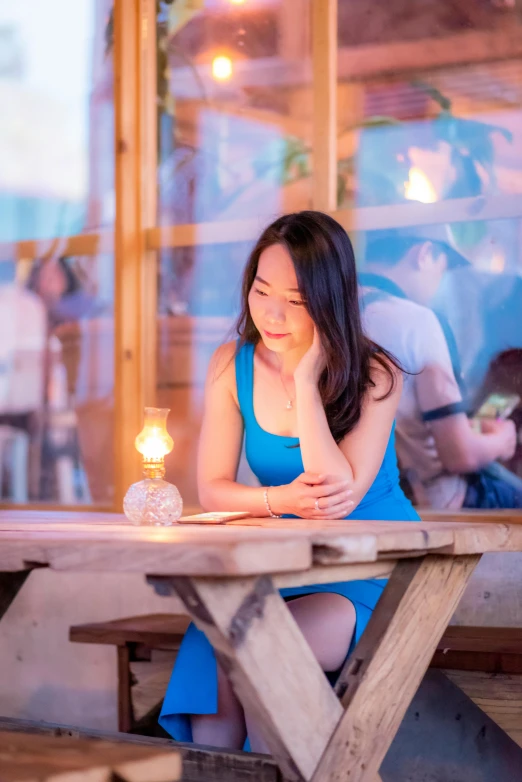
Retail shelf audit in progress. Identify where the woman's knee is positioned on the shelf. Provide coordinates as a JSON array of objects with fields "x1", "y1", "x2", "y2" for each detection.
[{"x1": 288, "y1": 593, "x2": 356, "y2": 672}]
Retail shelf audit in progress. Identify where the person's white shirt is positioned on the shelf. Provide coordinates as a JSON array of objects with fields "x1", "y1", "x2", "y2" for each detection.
[
  {"x1": 0, "y1": 284, "x2": 47, "y2": 414},
  {"x1": 361, "y1": 285, "x2": 467, "y2": 509}
]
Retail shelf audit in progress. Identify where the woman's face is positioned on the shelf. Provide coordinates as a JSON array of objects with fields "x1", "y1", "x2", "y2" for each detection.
[
  {"x1": 37, "y1": 261, "x2": 67, "y2": 300},
  {"x1": 248, "y1": 243, "x2": 315, "y2": 353}
]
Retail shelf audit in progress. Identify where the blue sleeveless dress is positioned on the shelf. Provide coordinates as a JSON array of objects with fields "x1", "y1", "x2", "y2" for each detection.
[{"x1": 159, "y1": 342, "x2": 420, "y2": 741}]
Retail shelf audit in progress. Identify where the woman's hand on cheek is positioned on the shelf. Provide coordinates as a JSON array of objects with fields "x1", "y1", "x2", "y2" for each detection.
[
  {"x1": 269, "y1": 472, "x2": 354, "y2": 519},
  {"x1": 294, "y1": 328, "x2": 326, "y2": 388}
]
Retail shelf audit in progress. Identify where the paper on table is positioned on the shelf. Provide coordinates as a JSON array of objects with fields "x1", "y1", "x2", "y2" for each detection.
[{"x1": 178, "y1": 511, "x2": 250, "y2": 525}]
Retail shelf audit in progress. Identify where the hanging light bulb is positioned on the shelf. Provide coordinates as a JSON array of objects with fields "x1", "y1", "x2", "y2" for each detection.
[
  {"x1": 212, "y1": 55, "x2": 233, "y2": 81},
  {"x1": 123, "y1": 408, "x2": 182, "y2": 526}
]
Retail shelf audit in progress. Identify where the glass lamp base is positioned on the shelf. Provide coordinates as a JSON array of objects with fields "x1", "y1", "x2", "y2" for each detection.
[{"x1": 123, "y1": 477, "x2": 183, "y2": 526}]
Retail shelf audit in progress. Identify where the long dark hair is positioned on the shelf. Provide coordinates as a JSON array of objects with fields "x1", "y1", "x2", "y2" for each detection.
[
  {"x1": 236, "y1": 211, "x2": 402, "y2": 443},
  {"x1": 27, "y1": 256, "x2": 82, "y2": 297}
]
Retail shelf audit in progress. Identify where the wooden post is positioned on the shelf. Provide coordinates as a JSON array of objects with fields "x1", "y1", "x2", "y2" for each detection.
[
  {"x1": 139, "y1": 0, "x2": 159, "y2": 409},
  {"x1": 172, "y1": 575, "x2": 343, "y2": 782},
  {"x1": 117, "y1": 645, "x2": 134, "y2": 733},
  {"x1": 312, "y1": 0, "x2": 337, "y2": 212},
  {"x1": 113, "y1": 0, "x2": 158, "y2": 508}
]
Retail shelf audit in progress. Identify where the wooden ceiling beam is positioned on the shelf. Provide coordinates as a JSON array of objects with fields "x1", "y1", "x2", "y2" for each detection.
[{"x1": 340, "y1": 25, "x2": 522, "y2": 81}]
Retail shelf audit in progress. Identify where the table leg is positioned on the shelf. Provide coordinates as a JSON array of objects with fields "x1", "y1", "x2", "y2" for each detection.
[
  {"x1": 0, "y1": 571, "x2": 31, "y2": 622},
  {"x1": 312, "y1": 554, "x2": 481, "y2": 782},
  {"x1": 171, "y1": 575, "x2": 343, "y2": 782},
  {"x1": 160, "y1": 555, "x2": 479, "y2": 782}
]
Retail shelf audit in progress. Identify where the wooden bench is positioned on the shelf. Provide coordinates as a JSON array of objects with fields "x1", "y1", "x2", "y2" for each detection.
[
  {"x1": 0, "y1": 729, "x2": 181, "y2": 782},
  {"x1": 0, "y1": 717, "x2": 281, "y2": 782},
  {"x1": 71, "y1": 612, "x2": 522, "y2": 753},
  {"x1": 70, "y1": 614, "x2": 190, "y2": 733},
  {"x1": 431, "y1": 625, "x2": 522, "y2": 748}
]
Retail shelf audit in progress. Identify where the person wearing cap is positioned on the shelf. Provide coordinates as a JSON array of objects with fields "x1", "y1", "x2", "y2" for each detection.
[{"x1": 359, "y1": 225, "x2": 520, "y2": 509}]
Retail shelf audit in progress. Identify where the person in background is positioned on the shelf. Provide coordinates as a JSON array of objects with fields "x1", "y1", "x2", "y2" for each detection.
[
  {"x1": 360, "y1": 225, "x2": 520, "y2": 509},
  {"x1": 27, "y1": 255, "x2": 110, "y2": 504},
  {"x1": 27, "y1": 256, "x2": 102, "y2": 328}
]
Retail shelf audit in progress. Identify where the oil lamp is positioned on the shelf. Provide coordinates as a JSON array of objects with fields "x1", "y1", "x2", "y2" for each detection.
[{"x1": 123, "y1": 408, "x2": 182, "y2": 526}]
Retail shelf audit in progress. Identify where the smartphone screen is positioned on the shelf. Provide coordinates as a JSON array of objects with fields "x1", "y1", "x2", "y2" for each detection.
[{"x1": 476, "y1": 393, "x2": 520, "y2": 420}]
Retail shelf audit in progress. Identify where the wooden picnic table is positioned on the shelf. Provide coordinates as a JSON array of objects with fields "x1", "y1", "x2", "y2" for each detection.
[{"x1": 1, "y1": 510, "x2": 522, "y2": 782}]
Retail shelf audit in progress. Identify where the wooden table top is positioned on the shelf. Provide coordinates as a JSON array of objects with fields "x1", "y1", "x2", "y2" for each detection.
[{"x1": 1, "y1": 510, "x2": 522, "y2": 577}]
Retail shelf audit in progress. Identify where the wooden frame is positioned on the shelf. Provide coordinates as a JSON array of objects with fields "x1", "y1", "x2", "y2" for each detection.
[
  {"x1": 312, "y1": 0, "x2": 337, "y2": 211},
  {"x1": 3, "y1": 0, "x2": 522, "y2": 512},
  {"x1": 113, "y1": 0, "x2": 158, "y2": 507},
  {"x1": 139, "y1": 0, "x2": 159, "y2": 410},
  {"x1": 4, "y1": 190, "x2": 522, "y2": 272}
]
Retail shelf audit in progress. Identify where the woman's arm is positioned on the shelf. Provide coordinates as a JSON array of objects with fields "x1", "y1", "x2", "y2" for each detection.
[
  {"x1": 197, "y1": 342, "x2": 268, "y2": 514},
  {"x1": 297, "y1": 358, "x2": 403, "y2": 509},
  {"x1": 197, "y1": 342, "x2": 352, "y2": 519}
]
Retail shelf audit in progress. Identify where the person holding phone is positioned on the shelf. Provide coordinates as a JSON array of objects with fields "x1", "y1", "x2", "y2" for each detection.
[
  {"x1": 159, "y1": 211, "x2": 419, "y2": 751},
  {"x1": 360, "y1": 226, "x2": 520, "y2": 510}
]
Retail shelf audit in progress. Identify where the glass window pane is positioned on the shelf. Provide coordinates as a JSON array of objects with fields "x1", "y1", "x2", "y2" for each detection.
[
  {"x1": 339, "y1": 1, "x2": 522, "y2": 504},
  {"x1": 0, "y1": 0, "x2": 114, "y2": 506},
  {"x1": 157, "y1": 0, "x2": 312, "y2": 226},
  {"x1": 156, "y1": 0, "x2": 311, "y2": 508}
]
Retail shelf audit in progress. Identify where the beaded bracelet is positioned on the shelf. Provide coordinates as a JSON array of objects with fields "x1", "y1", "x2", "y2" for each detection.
[{"x1": 263, "y1": 487, "x2": 282, "y2": 519}]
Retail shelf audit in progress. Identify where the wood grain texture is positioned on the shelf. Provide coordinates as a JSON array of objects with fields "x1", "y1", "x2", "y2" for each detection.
[
  {"x1": 431, "y1": 520, "x2": 522, "y2": 555},
  {"x1": 129, "y1": 656, "x2": 177, "y2": 723},
  {"x1": 1, "y1": 512, "x2": 520, "y2": 578},
  {"x1": 113, "y1": 0, "x2": 147, "y2": 506},
  {"x1": 273, "y1": 561, "x2": 396, "y2": 589},
  {"x1": 0, "y1": 716, "x2": 280, "y2": 782},
  {"x1": 117, "y1": 645, "x2": 134, "y2": 733},
  {"x1": 444, "y1": 670, "x2": 522, "y2": 750},
  {"x1": 0, "y1": 730, "x2": 181, "y2": 782},
  {"x1": 173, "y1": 575, "x2": 342, "y2": 781},
  {"x1": 312, "y1": 0, "x2": 337, "y2": 211},
  {"x1": 422, "y1": 509, "x2": 522, "y2": 525},
  {"x1": 312, "y1": 555, "x2": 480, "y2": 782},
  {"x1": 69, "y1": 614, "x2": 190, "y2": 648},
  {"x1": 428, "y1": 625, "x2": 522, "y2": 751},
  {"x1": 0, "y1": 524, "x2": 312, "y2": 576}
]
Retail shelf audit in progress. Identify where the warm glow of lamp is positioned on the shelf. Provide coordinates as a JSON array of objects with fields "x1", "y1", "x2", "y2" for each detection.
[
  {"x1": 404, "y1": 167, "x2": 437, "y2": 204},
  {"x1": 212, "y1": 55, "x2": 233, "y2": 81},
  {"x1": 229, "y1": 0, "x2": 246, "y2": 4},
  {"x1": 135, "y1": 408, "x2": 174, "y2": 466},
  {"x1": 123, "y1": 408, "x2": 182, "y2": 526}
]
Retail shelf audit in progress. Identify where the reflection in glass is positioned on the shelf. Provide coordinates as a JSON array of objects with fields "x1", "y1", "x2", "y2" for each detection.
[
  {"x1": 157, "y1": 0, "x2": 312, "y2": 225},
  {"x1": 346, "y1": 4, "x2": 522, "y2": 502},
  {"x1": 157, "y1": 1, "x2": 311, "y2": 506},
  {"x1": 0, "y1": 0, "x2": 115, "y2": 505}
]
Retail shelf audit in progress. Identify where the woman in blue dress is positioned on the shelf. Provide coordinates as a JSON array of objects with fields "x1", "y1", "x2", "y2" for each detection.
[{"x1": 160, "y1": 210, "x2": 420, "y2": 751}]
